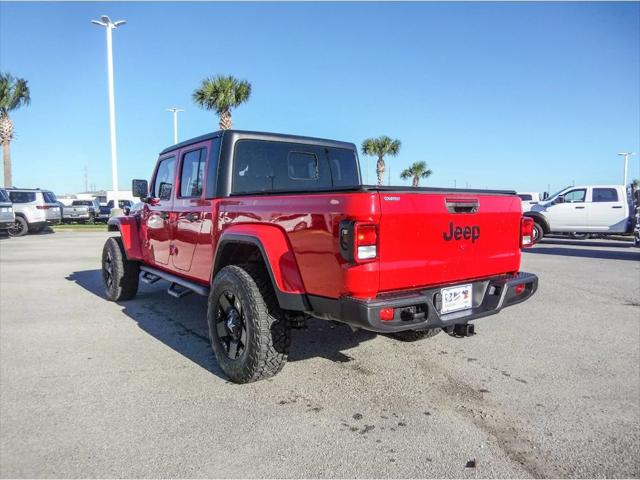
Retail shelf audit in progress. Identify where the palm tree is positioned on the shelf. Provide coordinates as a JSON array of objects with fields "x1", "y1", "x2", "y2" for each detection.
[
  {"x1": 193, "y1": 75, "x2": 251, "y2": 130},
  {"x1": 361, "y1": 136, "x2": 401, "y2": 186},
  {"x1": 0, "y1": 73, "x2": 30, "y2": 187},
  {"x1": 400, "y1": 161, "x2": 433, "y2": 187}
]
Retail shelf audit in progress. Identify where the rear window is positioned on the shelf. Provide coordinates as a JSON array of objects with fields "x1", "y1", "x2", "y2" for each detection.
[
  {"x1": 232, "y1": 140, "x2": 359, "y2": 194},
  {"x1": 43, "y1": 191, "x2": 57, "y2": 203},
  {"x1": 8, "y1": 191, "x2": 36, "y2": 203},
  {"x1": 592, "y1": 188, "x2": 618, "y2": 203},
  {"x1": 72, "y1": 200, "x2": 92, "y2": 206},
  {"x1": 517, "y1": 194, "x2": 533, "y2": 201}
]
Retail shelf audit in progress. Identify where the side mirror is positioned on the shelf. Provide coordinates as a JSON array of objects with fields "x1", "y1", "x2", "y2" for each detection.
[
  {"x1": 554, "y1": 195, "x2": 565, "y2": 204},
  {"x1": 132, "y1": 179, "x2": 148, "y2": 199},
  {"x1": 542, "y1": 192, "x2": 549, "y2": 200}
]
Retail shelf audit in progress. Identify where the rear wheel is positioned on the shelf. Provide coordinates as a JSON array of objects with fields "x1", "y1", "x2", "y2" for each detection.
[
  {"x1": 391, "y1": 328, "x2": 441, "y2": 342},
  {"x1": 207, "y1": 264, "x2": 290, "y2": 383},
  {"x1": 532, "y1": 222, "x2": 544, "y2": 244},
  {"x1": 8, "y1": 217, "x2": 28, "y2": 237},
  {"x1": 102, "y1": 237, "x2": 139, "y2": 301}
]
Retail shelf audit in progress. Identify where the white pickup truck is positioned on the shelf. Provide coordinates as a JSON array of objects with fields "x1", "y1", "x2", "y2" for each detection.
[
  {"x1": 517, "y1": 192, "x2": 543, "y2": 212},
  {"x1": 524, "y1": 184, "x2": 634, "y2": 243}
]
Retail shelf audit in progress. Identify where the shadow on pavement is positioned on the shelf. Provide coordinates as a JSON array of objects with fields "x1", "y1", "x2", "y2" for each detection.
[
  {"x1": 540, "y1": 238, "x2": 635, "y2": 248},
  {"x1": 66, "y1": 269, "x2": 377, "y2": 380},
  {"x1": 527, "y1": 246, "x2": 640, "y2": 261}
]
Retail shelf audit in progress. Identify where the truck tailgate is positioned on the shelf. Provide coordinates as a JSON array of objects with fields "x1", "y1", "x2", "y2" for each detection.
[{"x1": 377, "y1": 192, "x2": 522, "y2": 292}]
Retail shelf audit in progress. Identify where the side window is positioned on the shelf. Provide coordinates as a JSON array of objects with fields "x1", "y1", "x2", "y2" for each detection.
[
  {"x1": 563, "y1": 189, "x2": 586, "y2": 203},
  {"x1": 8, "y1": 191, "x2": 36, "y2": 203},
  {"x1": 179, "y1": 148, "x2": 206, "y2": 198},
  {"x1": 518, "y1": 194, "x2": 533, "y2": 201},
  {"x1": 232, "y1": 140, "x2": 332, "y2": 194},
  {"x1": 152, "y1": 156, "x2": 176, "y2": 200},
  {"x1": 592, "y1": 188, "x2": 618, "y2": 203}
]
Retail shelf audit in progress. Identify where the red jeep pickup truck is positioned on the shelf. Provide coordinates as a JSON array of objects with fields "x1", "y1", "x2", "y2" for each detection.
[{"x1": 103, "y1": 130, "x2": 538, "y2": 383}]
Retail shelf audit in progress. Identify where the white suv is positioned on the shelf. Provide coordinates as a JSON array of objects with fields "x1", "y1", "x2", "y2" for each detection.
[{"x1": 7, "y1": 188, "x2": 61, "y2": 237}]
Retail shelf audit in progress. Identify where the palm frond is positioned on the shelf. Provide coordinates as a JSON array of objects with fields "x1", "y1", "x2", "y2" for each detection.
[{"x1": 0, "y1": 73, "x2": 30, "y2": 114}]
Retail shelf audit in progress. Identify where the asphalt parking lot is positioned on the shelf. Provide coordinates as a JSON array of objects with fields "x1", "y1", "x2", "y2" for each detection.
[{"x1": 1, "y1": 231, "x2": 638, "y2": 478}]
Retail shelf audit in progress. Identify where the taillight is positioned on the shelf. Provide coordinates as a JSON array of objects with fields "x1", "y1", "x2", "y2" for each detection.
[
  {"x1": 520, "y1": 217, "x2": 534, "y2": 248},
  {"x1": 339, "y1": 221, "x2": 379, "y2": 263},
  {"x1": 36, "y1": 205, "x2": 51, "y2": 209},
  {"x1": 355, "y1": 224, "x2": 377, "y2": 260}
]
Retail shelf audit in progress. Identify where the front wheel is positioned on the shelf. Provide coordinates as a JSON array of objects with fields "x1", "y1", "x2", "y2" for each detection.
[
  {"x1": 569, "y1": 232, "x2": 589, "y2": 240},
  {"x1": 532, "y1": 222, "x2": 544, "y2": 244},
  {"x1": 207, "y1": 264, "x2": 290, "y2": 383},
  {"x1": 102, "y1": 237, "x2": 139, "y2": 301},
  {"x1": 8, "y1": 217, "x2": 28, "y2": 237}
]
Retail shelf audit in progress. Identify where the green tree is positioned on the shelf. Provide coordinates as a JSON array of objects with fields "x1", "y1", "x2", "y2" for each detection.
[
  {"x1": 0, "y1": 73, "x2": 30, "y2": 187},
  {"x1": 193, "y1": 75, "x2": 251, "y2": 130},
  {"x1": 361, "y1": 136, "x2": 401, "y2": 186},
  {"x1": 400, "y1": 161, "x2": 433, "y2": 187}
]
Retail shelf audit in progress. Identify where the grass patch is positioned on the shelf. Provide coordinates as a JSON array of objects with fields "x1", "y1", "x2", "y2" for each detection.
[{"x1": 53, "y1": 223, "x2": 108, "y2": 231}]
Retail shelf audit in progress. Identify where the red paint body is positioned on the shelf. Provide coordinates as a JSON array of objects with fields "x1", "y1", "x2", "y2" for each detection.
[{"x1": 114, "y1": 188, "x2": 524, "y2": 301}]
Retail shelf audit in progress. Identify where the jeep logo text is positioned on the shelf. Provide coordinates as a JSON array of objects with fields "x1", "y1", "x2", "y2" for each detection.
[{"x1": 443, "y1": 222, "x2": 480, "y2": 243}]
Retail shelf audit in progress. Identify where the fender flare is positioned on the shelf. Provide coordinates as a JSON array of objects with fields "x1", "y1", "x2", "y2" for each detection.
[
  {"x1": 107, "y1": 216, "x2": 144, "y2": 261},
  {"x1": 524, "y1": 212, "x2": 550, "y2": 233},
  {"x1": 213, "y1": 225, "x2": 309, "y2": 311}
]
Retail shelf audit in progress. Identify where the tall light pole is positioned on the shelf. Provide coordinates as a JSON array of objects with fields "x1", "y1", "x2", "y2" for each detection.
[
  {"x1": 166, "y1": 108, "x2": 184, "y2": 145},
  {"x1": 91, "y1": 15, "x2": 126, "y2": 213},
  {"x1": 617, "y1": 152, "x2": 636, "y2": 186}
]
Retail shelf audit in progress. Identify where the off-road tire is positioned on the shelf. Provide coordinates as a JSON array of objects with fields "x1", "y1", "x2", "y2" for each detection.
[
  {"x1": 102, "y1": 236, "x2": 139, "y2": 301},
  {"x1": 8, "y1": 216, "x2": 28, "y2": 237},
  {"x1": 533, "y1": 222, "x2": 544, "y2": 244},
  {"x1": 391, "y1": 328, "x2": 441, "y2": 342},
  {"x1": 208, "y1": 264, "x2": 291, "y2": 383}
]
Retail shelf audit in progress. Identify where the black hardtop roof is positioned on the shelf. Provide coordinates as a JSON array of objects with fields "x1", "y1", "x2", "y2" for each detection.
[{"x1": 159, "y1": 129, "x2": 357, "y2": 156}]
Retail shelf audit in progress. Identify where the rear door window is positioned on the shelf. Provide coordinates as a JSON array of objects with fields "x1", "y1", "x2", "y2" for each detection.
[
  {"x1": 152, "y1": 156, "x2": 176, "y2": 200},
  {"x1": 179, "y1": 148, "x2": 206, "y2": 198},
  {"x1": 8, "y1": 191, "x2": 36, "y2": 203},
  {"x1": 592, "y1": 188, "x2": 618, "y2": 203}
]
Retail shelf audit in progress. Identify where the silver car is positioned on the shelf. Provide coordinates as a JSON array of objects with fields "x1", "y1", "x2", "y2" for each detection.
[
  {"x1": 7, "y1": 188, "x2": 61, "y2": 237},
  {"x1": 0, "y1": 188, "x2": 15, "y2": 234}
]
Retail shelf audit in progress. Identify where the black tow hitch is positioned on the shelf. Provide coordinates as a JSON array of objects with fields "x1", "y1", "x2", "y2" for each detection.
[{"x1": 446, "y1": 323, "x2": 476, "y2": 337}]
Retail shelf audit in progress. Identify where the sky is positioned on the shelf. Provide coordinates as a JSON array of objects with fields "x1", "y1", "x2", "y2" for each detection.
[{"x1": 1, "y1": 1, "x2": 639, "y2": 195}]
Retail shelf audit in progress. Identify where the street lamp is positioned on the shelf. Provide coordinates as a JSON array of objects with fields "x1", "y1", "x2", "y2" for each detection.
[
  {"x1": 166, "y1": 108, "x2": 184, "y2": 145},
  {"x1": 91, "y1": 15, "x2": 126, "y2": 215},
  {"x1": 617, "y1": 152, "x2": 636, "y2": 187}
]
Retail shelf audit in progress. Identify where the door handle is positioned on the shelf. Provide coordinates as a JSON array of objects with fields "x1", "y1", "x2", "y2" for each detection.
[
  {"x1": 575, "y1": 206, "x2": 585, "y2": 209},
  {"x1": 612, "y1": 206, "x2": 623, "y2": 209}
]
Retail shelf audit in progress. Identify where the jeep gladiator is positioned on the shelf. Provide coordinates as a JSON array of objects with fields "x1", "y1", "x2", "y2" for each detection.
[{"x1": 103, "y1": 130, "x2": 538, "y2": 383}]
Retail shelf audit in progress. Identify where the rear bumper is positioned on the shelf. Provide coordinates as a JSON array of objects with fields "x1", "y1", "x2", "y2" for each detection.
[{"x1": 309, "y1": 272, "x2": 538, "y2": 333}]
